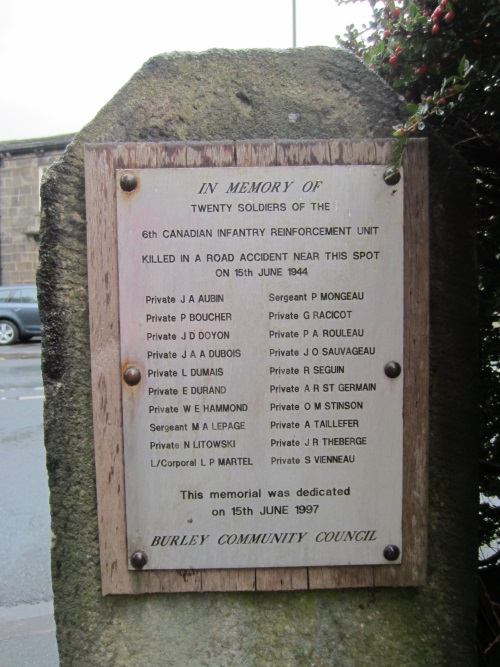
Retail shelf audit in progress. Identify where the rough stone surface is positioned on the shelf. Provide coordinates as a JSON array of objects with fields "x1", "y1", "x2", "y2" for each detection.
[{"x1": 38, "y1": 48, "x2": 478, "y2": 666}]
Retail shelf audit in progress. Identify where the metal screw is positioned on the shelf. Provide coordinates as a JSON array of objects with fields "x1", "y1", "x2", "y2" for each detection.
[
  {"x1": 120, "y1": 172, "x2": 138, "y2": 192},
  {"x1": 123, "y1": 367, "x2": 141, "y2": 386},
  {"x1": 383, "y1": 166, "x2": 401, "y2": 186},
  {"x1": 383, "y1": 545, "x2": 401, "y2": 561},
  {"x1": 130, "y1": 551, "x2": 148, "y2": 569},
  {"x1": 384, "y1": 361, "x2": 401, "y2": 378}
]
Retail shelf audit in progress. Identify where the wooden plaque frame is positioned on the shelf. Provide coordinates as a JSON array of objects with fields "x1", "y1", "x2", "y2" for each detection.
[{"x1": 85, "y1": 139, "x2": 428, "y2": 594}]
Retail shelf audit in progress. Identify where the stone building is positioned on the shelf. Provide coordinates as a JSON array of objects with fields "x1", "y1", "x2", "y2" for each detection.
[{"x1": 0, "y1": 134, "x2": 74, "y2": 285}]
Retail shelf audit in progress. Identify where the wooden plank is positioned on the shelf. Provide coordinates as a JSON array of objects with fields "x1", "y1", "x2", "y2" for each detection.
[
  {"x1": 309, "y1": 565, "x2": 374, "y2": 590},
  {"x1": 87, "y1": 142, "x2": 158, "y2": 595},
  {"x1": 86, "y1": 143, "x2": 127, "y2": 595},
  {"x1": 186, "y1": 141, "x2": 235, "y2": 167},
  {"x1": 329, "y1": 140, "x2": 392, "y2": 165},
  {"x1": 235, "y1": 139, "x2": 276, "y2": 166},
  {"x1": 276, "y1": 139, "x2": 331, "y2": 166},
  {"x1": 374, "y1": 139, "x2": 429, "y2": 587},
  {"x1": 111, "y1": 142, "x2": 157, "y2": 170},
  {"x1": 157, "y1": 142, "x2": 187, "y2": 168},
  {"x1": 256, "y1": 567, "x2": 308, "y2": 592},
  {"x1": 86, "y1": 139, "x2": 428, "y2": 594},
  {"x1": 201, "y1": 569, "x2": 256, "y2": 592},
  {"x1": 148, "y1": 569, "x2": 203, "y2": 593}
]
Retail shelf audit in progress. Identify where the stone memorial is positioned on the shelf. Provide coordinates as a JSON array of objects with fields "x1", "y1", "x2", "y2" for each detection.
[{"x1": 39, "y1": 48, "x2": 477, "y2": 665}]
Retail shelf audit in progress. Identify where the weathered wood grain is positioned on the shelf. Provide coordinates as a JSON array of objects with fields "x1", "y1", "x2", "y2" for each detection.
[{"x1": 85, "y1": 139, "x2": 428, "y2": 594}]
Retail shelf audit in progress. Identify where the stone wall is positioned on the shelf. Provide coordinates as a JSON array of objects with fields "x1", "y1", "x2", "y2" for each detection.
[
  {"x1": 0, "y1": 136, "x2": 73, "y2": 285},
  {"x1": 39, "y1": 48, "x2": 478, "y2": 666}
]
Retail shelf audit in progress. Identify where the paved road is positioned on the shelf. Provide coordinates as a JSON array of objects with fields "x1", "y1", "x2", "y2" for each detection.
[{"x1": 0, "y1": 340, "x2": 59, "y2": 666}]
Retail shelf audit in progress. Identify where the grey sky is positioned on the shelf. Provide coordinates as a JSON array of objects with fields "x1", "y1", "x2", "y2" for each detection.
[{"x1": 0, "y1": 0, "x2": 371, "y2": 141}]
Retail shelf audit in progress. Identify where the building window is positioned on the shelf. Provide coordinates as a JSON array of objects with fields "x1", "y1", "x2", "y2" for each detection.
[{"x1": 38, "y1": 165, "x2": 50, "y2": 211}]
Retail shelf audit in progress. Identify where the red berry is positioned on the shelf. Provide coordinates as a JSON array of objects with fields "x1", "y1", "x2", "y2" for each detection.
[
  {"x1": 432, "y1": 6, "x2": 444, "y2": 19},
  {"x1": 432, "y1": 23, "x2": 441, "y2": 34},
  {"x1": 395, "y1": 46, "x2": 402, "y2": 55},
  {"x1": 383, "y1": 29, "x2": 391, "y2": 39},
  {"x1": 445, "y1": 10, "x2": 455, "y2": 22},
  {"x1": 392, "y1": 7, "x2": 401, "y2": 19},
  {"x1": 423, "y1": 9, "x2": 431, "y2": 16},
  {"x1": 473, "y1": 39, "x2": 482, "y2": 47},
  {"x1": 438, "y1": 97, "x2": 446, "y2": 106},
  {"x1": 389, "y1": 55, "x2": 398, "y2": 66},
  {"x1": 441, "y1": 0, "x2": 448, "y2": 7}
]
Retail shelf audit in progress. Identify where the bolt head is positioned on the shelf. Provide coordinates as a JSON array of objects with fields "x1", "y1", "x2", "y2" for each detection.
[
  {"x1": 384, "y1": 166, "x2": 401, "y2": 186},
  {"x1": 130, "y1": 551, "x2": 148, "y2": 569},
  {"x1": 120, "y1": 172, "x2": 138, "y2": 192},
  {"x1": 123, "y1": 367, "x2": 141, "y2": 386},
  {"x1": 384, "y1": 361, "x2": 402, "y2": 378},
  {"x1": 383, "y1": 545, "x2": 401, "y2": 561}
]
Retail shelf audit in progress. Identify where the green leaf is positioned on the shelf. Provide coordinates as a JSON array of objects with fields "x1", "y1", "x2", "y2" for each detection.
[
  {"x1": 406, "y1": 103, "x2": 419, "y2": 113},
  {"x1": 458, "y1": 54, "x2": 467, "y2": 77},
  {"x1": 372, "y1": 40, "x2": 386, "y2": 56}
]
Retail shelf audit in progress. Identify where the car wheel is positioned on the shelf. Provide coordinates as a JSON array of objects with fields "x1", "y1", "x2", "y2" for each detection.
[{"x1": 0, "y1": 320, "x2": 19, "y2": 345}]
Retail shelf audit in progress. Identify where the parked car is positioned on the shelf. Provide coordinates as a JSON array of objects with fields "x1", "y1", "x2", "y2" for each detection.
[{"x1": 0, "y1": 285, "x2": 41, "y2": 345}]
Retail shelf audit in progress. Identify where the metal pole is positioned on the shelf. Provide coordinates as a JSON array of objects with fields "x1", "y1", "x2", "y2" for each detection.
[{"x1": 292, "y1": 0, "x2": 297, "y2": 47}]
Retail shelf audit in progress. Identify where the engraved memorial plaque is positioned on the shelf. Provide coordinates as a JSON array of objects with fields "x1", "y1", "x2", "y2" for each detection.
[{"x1": 116, "y1": 164, "x2": 404, "y2": 570}]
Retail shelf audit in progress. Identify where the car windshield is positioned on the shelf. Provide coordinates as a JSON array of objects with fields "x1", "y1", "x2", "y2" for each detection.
[{"x1": 0, "y1": 287, "x2": 37, "y2": 303}]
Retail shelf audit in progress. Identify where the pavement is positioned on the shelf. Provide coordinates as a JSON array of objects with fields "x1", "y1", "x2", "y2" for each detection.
[
  {"x1": 0, "y1": 339, "x2": 60, "y2": 666},
  {"x1": 0, "y1": 602, "x2": 58, "y2": 667},
  {"x1": 0, "y1": 337, "x2": 42, "y2": 361}
]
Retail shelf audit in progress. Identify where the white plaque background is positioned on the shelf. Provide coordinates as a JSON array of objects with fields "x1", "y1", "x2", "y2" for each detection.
[{"x1": 116, "y1": 165, "x2": 404, "y2": 570}]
